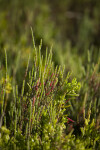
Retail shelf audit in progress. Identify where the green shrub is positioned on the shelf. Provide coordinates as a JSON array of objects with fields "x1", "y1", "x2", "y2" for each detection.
[{"x1": 0, "y1": 33, "x2": 80, "y2": 149}]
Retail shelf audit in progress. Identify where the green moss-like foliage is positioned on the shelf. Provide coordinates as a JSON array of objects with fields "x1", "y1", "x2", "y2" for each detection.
[{"x1": 0, "y1": 33, "x2": 81, "y2": 149}]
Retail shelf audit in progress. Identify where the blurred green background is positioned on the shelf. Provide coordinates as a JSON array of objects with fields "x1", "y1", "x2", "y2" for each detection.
[{"x1": 0, "y1": 0, "x2": 100, "y2": 78}]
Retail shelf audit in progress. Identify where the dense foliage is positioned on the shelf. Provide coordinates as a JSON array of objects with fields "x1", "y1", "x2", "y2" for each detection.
[{"x1": 0, "y1": 0, "x2": 100, "y2": 149}]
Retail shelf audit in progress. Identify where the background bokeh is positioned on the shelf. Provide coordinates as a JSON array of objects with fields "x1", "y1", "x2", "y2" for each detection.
[{"x1": 0, "y1": 0, "x2": 100, "y2": 78}]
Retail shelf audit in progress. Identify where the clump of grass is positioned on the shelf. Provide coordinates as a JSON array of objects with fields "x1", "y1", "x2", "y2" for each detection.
[{"x1": 0, "y1": 31, "x2": 81, "y2": 149}]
